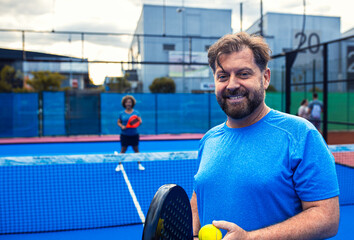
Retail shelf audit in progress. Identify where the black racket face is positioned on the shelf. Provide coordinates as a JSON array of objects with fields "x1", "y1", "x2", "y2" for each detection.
[
  {"x1": 142, "y1": 184, "x2": 193, "y2": 240},
  {"x1": 127, "y1": 115, "x2": 140, "y2": 128},
  {"x1": 129, "y1": 118, "x2": 139, "y2": 125}
]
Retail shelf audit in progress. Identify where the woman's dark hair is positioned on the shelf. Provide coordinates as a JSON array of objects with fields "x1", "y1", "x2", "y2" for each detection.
[{"x1": 121, "y1": 95, "x2": 136, "y2": 108}]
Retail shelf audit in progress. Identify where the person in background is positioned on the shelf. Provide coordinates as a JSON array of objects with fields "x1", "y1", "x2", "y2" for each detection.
[
  {"x1": 308, "y1": 92, "x2": 323, "y2": 131},
  {"x1": 298, "y1": 98, "x2": 310, "y2": 119},
  {"x1": 191, "y1": 32, "x2": 339, "y2": 240},
  {"x1": 117, "y1": 95, "x2": 142, "y2": 153}
]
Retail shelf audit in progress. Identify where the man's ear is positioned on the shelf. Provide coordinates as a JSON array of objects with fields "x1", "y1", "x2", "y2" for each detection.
[{"x1": 263, "y1": 68, "x2": 271, "y2": 89}]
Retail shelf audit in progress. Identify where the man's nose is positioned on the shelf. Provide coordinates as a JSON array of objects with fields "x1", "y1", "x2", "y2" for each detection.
[{"x1": 226, "y1": 74, "x2": 241, "y2": 91}]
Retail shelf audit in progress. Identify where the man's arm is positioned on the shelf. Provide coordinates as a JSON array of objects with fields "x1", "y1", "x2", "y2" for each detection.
[
  {"x1": 191, "y1": 191, "x2": 201, "y2": 239},
  {"x1": 213, "y1": 196, "x2": 339, "y2": 240}
]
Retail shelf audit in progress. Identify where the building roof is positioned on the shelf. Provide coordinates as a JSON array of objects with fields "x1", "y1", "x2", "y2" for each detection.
[
  {"x1": 342, "y1": 28, "x2": 354, "y2": 37},
  {"x1": 0, "y1": 48, "x2": 82, "y2": 61}
]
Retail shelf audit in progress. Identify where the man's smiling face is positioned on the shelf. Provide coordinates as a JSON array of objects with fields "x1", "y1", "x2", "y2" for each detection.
[{"x1": 214, "y1": 47, "x2": 270, "y2": 120}]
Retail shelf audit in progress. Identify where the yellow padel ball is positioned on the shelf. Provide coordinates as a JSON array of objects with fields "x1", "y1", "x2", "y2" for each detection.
[{"x1": 198, "y1": 224, "x2": 222, "y2": 240}]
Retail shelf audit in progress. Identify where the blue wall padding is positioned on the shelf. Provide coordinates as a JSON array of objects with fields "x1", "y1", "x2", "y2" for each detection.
[
  {"x1": 43, "y1": 92, "x2": 65, "y2": 136},
  {"x1": 100, "y1": 93, "x2": 226, "y2": 135},
  {"x1": 0, "y1": 93, "x2": 38, "y2": 137}
]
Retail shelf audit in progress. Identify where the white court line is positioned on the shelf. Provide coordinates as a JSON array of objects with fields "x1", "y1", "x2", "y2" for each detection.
[{"x1": 117, "y1": 163, "x2": 146, "y2": 223}]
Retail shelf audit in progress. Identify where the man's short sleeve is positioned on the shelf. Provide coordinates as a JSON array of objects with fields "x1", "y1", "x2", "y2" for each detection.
[{"x1": 292, "y1": 129, "x2": 339, "y2": 201}]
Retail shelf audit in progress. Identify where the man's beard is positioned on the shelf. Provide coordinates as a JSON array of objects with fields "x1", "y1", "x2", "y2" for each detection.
[{"x1": 216, "y1": 82, "x2": 265, "y2": 120}]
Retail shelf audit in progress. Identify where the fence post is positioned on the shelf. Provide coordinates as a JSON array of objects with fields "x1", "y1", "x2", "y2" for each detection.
[
  {"x1": 285, "y1": 51, "x2": 298, "y2": 114},
  {"x1": 38, "y1": 92, "x2": 43, "y2": 137},
  {"x1": 322, "y1": 44, "x2": 328, "y2": 141},
  {"x1": 285, "y1": 54, "x2": 292, "y2": 114},
  {"x1": 155, "y1": 94, "x2": 158, "y2": 135},
  {"x1": 98, "y1": 92, "x2": 102, "y2": 135}
]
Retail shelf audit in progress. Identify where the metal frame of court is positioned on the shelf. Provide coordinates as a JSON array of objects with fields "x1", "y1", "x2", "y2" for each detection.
[
  {"x1": 277, "y1": 34, "x2": 354, "y2": 142},
  {"x1": 1, "y1": 28, "x2": 354, "y2": 144}
]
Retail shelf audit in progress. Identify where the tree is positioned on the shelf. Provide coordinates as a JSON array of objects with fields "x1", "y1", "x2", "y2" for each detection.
[
  {"x1": 149, "y1": 77, "x2": 176, "y2": 93},
  {"x1": 106, "y1": 75, "x2": 131, "y2": 93},
  {"x1": 0, "y1": 65, "x2": 15, "y2": 92},
  {"x1": 27, "y1": 71, "x2": 65, "y2": 92},
  {"x1": 266, "y1": 84, "x2": 277, "y2": 92},
  {"x1": 0, "y1": 80, "x2": 12, "y2": 92}
]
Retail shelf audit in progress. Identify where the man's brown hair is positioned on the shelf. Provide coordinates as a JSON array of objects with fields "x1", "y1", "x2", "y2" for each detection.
[{"x1": 208, "y1": 32, "x2": 271, "y2": 73}]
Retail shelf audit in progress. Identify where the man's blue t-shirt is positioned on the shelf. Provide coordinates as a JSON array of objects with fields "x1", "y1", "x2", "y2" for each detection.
[
  {"x1": 118, "y1": 110, "x2": 141, "y2": 136},
  {"x1": 193, "y1": 109, "x2": 339, "y2": 232}
]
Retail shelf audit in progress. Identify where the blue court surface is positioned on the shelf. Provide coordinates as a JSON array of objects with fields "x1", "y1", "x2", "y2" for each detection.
[
  {"x1": 1, "y1": 224, "x2": 144, "y2": 240},
  {"x1": 0, "y1": 142, "x2": 353, "y2": 240},
  {"x1": 1, "y1": 206, "x2": 353, "y2": 240}
]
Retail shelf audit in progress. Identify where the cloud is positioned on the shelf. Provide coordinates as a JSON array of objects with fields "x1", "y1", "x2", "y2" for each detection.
[
  {"x1": 0, "y1": 0, "x2": 51, "y2": 16},
  {"x1": 52, "y1": 21, "x2": 133, "y2": 49},
  {"x1": 58, "y1": 21, "x2": 127, "y2": 34},
  {"x1": 0, "y1": 31, "x2": 23, "y2": 50}
]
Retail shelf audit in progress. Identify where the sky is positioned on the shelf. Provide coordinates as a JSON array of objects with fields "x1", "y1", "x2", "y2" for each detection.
[{"x1": 0, "y1": 0, "x2": 353, "y2": 84}]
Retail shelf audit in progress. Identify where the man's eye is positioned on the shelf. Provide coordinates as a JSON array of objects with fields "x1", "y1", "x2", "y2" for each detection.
[
  {"x1": 218, "y1": 75, "x2": 228, "y2": 81},
  {"x1": 238, "y1": 72, "x2": 250, "y2": 78}
]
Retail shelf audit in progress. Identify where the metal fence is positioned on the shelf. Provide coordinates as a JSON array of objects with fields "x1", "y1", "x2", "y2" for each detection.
[
  {"x1": 273, "y1": 35, "x2": 354, "y2": 141},
  {"x1": 0, "y1": 29, "x2": 353, "y2": 141}
]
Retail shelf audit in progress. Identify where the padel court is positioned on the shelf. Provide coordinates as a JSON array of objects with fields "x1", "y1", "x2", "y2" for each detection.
[{"x1": 0, "y1": 139, "x2": 353, "y2": 240}]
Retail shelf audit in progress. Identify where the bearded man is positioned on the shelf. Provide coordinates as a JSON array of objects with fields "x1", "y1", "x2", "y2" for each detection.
[{"x1": 191, "y1": 32, "x2": 339, "y2": 240}]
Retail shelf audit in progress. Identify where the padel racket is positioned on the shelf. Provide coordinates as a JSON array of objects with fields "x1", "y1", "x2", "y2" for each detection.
[
  {"x1": 126, "y1": 115, "x2": 140, "y2": 128},
  {"x1": 142, "y1": 184, "x2": 193, "y2": 240}
]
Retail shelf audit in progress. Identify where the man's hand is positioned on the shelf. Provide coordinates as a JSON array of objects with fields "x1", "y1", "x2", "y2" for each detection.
[
  {"x1": 213, "y1": 220, "x2": 250, "y2": 240},
  {"x1": 212, "y1": 196, "x2": 339, "y2": 240}
]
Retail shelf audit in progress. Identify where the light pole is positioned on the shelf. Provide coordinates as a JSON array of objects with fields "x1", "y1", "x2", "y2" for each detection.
[
  {"x1": 163, "y1": 0, "x2": 166, "y2": 36},
  {"x1": 68, "y1": 34, "x2": 73, "y2": 87},
  {"x1": 176, "y1": 1, "x2": 186, "y2": 92}
]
